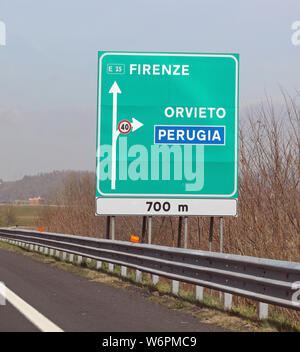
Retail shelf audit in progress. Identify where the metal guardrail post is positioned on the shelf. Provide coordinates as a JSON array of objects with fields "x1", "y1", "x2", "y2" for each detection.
[
  {"x1": 121, "y1": 266, "x2": 127, "y2": 277},
  {"x1": 196, "y1": 286, "x2": 204, "y2": 300},
  {"x1": 224, "y1": 292, "x2": 233, "y2": 310},
  {"x1": 172, "y1": 280, "x2": 179, "y2": 295},
  {"x1": 152, "y1": 275, "x2": 159, "y2": 285},
  {"x1": 136, "y1": 270, "x2": 142, "y2": 283},
  {"x1": 258, "y1": 302, "x2": 269, "y2": 320}
]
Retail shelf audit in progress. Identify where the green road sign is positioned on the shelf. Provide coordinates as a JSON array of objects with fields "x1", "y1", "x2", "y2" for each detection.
[{"x1": 96, "y1": 51, "x2": 239, "y2": 216}]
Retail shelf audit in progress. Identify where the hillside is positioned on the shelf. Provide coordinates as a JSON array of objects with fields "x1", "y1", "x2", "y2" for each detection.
[{"x1": 0, "y1": 171, "x2": 91, "y2": 204}]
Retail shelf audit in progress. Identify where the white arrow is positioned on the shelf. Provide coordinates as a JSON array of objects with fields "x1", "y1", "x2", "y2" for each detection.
[
  {"x1": 109, "y1": 81, "x2": 121, "y2": 190},
  {"x1": 131, "y1": 118, "x2": 143, "y2": 132}
]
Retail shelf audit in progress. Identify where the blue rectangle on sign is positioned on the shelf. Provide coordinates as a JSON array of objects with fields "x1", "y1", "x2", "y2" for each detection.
[{"x1": 154, "y1": 125, "x2": 225, "y2": 145}]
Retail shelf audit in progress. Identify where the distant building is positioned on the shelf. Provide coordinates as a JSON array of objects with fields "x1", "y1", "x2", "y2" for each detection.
[
  {"x1": 28, "y1": 197, "x2": 44, "y2": 205},
  {"x1": 14, "y1": 199, "x2": 29, "y2": 205}
]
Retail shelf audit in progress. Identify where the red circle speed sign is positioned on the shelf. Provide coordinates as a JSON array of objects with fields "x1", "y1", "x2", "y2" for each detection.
[{"x1": 118, "y1": 120, "x2": 132, "y2": 134}]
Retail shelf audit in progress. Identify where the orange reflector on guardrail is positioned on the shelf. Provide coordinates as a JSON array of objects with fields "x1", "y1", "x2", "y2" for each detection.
[
  {"x1": 130, "y1": 235, "x2": 140, "y2": 243},
  {"x1": 38, "y1": 227, "x2": 45, "y2": 232}
]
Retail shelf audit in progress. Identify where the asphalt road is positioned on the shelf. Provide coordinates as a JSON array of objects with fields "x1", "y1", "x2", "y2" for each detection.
[{"x1": 0, "y1": 247, "x2": 226, "y2": 332}]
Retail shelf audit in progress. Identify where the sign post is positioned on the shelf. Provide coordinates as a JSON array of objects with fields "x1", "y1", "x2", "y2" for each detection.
[{"x1": 96, "y1": 51, "x2": 239, "y2": 216}]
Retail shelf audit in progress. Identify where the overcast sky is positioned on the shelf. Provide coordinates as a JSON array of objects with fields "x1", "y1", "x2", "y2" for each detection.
[{"x1": 0, "y1": 0, "x2": 299, "y2": 180}]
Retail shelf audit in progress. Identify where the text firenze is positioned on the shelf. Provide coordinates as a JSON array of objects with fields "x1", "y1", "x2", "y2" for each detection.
[{"x1": 129, "y1": 64, "x2": 190, "y2": 76}]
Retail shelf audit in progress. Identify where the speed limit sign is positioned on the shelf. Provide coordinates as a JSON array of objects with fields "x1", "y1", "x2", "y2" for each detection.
[{"x1": 118, "y1": 120, "x2": 132, "y2": 134}]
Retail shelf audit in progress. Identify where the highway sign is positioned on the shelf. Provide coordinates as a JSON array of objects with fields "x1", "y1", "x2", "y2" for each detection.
[{"x1": 96, "y1": 51, "x2": 239, "y2": 216}]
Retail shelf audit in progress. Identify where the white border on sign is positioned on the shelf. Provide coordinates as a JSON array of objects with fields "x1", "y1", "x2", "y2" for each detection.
[{"x1": 97, "y1": 52, "x2": 238, "y2": 198}]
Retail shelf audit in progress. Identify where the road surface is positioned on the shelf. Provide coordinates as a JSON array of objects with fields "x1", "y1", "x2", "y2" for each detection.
[{"x1": 0, "y1": 247, "x2": 226, "y2": 332}]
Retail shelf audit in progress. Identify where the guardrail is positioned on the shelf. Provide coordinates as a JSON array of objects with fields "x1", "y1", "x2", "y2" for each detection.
[{"x1": 0, "y1": 228, "x2": 299, "y2": 320}]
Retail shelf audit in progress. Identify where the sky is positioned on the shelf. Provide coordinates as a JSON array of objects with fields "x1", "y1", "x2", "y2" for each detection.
[{"x1": 0, "y1": 0, "x2": 299, "y2": 180}]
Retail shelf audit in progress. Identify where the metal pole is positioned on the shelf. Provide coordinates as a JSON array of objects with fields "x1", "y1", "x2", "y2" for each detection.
[
  {"x1": 148, "y1": 216, "x2": 158, "y2": 285},
  {"x1": 137, "y1": 216, "x2": 147, "y2": 281},
  {"x1": 121, "y1": 214, "x2": 127, "y2": 277},
  {"x1": 111, "y1": 216, "x2": 115, "y2": 240},
  {"x1": 219, "y1": 217, "x2": 223, "y2": 253},
  {"x1": 219, "y1": 216, "x2": 223, "y2": 301},
  {"x1": 219, "y1": 216, "x2": 232, "y2": 307},
  {"x1": 136, "y1": 216, "x2": 146, "y2": 281},
  {"x1": 184, "y1": 216, "x2": 188, "y2": 249},
  {"x1": 109, "y1": 216, "x2": 115, "y2": 271},
  {"x1": 173, "y1": 216, "x2": 183, "y2": 294},
  {"x1": 148, "y1": 216, "x2": 152, "y2": 244},
  {"x1": 106, "y1": 216, "x2": 111, "y2": 240},
  {"x1": 177, "y1": 216, "x2": 183, "y2": 248},
  {"x1": 141, "y1": 216, "x2": 147, "y2": 243},
  {"x1": 209, "y1": 217, "x2": 214, "y2": 251},
  {"x1": 195, "y1": 216, "x2": 204, "y2": 301}
]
